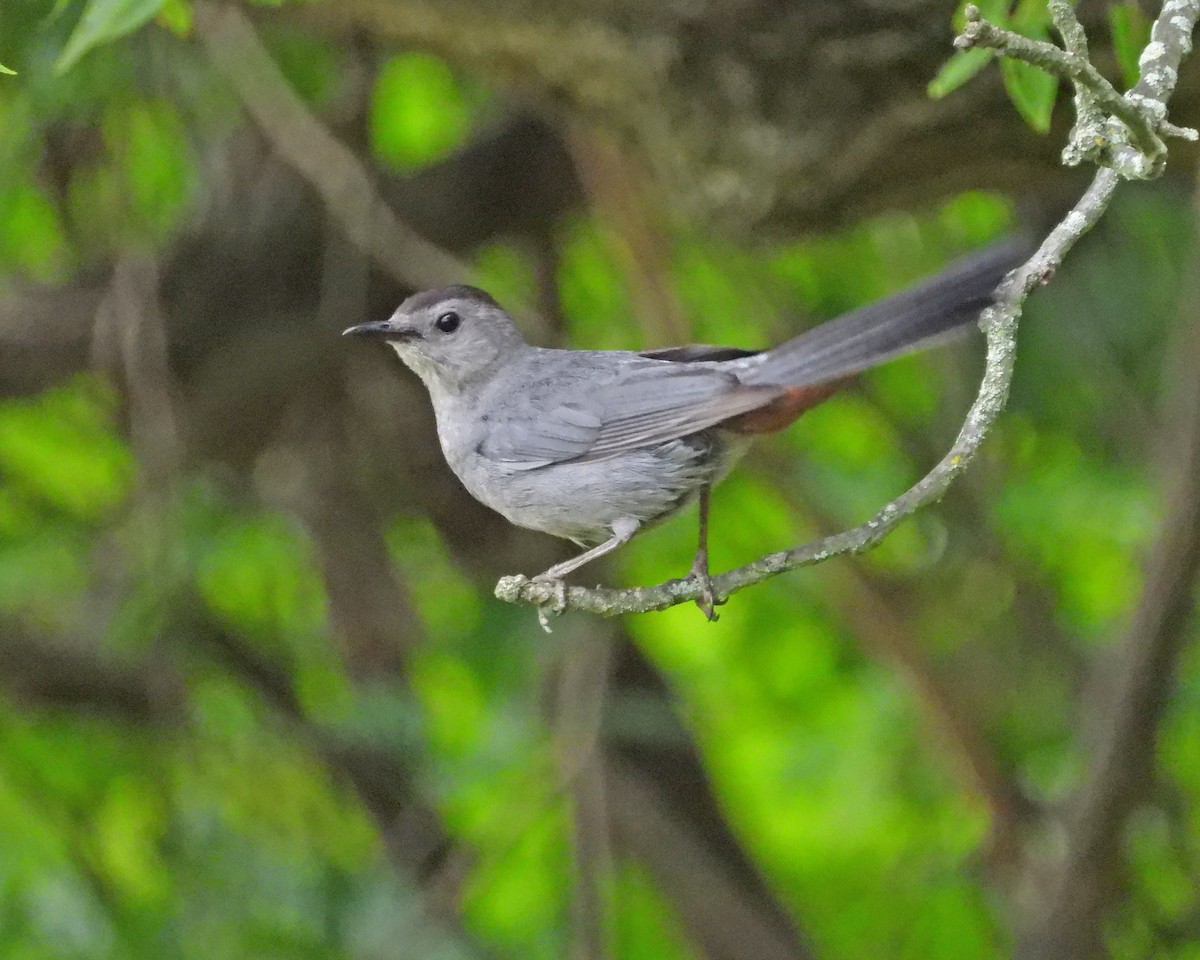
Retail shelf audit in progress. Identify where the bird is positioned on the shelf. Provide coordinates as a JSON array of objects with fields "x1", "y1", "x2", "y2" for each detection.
[{"x1": 345, "y1": 242, "x2": 1022, "y2": 619}]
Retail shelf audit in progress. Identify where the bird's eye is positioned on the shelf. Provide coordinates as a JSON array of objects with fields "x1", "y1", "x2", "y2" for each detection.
[{"x1": 435, "y1": 310, "x2": 461, "y2": 334}]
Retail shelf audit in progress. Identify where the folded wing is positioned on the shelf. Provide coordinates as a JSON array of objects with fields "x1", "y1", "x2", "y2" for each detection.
[{"x1": 478, "y1": 361, "x2": 782, "y2": 469}]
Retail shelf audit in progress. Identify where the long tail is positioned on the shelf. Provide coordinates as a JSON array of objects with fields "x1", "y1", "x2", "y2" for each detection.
[{"x1": 738, "y1": 239, "x2": 1027, "y2": 388}]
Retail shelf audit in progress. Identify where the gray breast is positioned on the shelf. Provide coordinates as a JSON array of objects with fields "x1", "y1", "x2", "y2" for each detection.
[{"x1": 456, "y1": 430, "x2": 745, "y2": 544}]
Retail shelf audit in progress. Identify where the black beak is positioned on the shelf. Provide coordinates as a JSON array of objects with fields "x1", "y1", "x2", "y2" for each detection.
[{"x1": 342, "y1": 320, "x2": 421, "y2": 341}]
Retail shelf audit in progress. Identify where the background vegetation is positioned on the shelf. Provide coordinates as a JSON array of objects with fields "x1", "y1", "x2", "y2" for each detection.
[{"x1": 0, "y1": 1, "x2": 1198, "y2": 958}]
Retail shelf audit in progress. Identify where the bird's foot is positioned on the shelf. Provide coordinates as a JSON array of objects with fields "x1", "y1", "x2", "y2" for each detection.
[
  {"x1": 530, "y1": 573, "x2": 569, "y2": 609},
  {"x1": 529, "y1": 574, "x2": 569, "y2": 632},
  {"x1": 686, "y1": 557, "x2": 723, "y2": 622}
]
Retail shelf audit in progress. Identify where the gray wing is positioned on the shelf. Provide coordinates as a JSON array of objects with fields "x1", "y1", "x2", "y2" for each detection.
[{"x1": 479, "y1": 361, "x2": 782, "y2": 470}]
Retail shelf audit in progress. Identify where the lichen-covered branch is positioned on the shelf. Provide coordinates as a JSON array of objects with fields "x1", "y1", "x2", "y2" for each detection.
[
  {"x1": 498, "y1": 0, "x2": 1200, "y2": 621},
  {"x1": 956, "y1": 1, "x2": 1199, "y2": 177}
]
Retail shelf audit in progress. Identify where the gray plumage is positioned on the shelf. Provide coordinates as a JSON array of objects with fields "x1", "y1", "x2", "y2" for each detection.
[{"x1": 344, "y1": 241, "x2": 1023, "y2": 599}]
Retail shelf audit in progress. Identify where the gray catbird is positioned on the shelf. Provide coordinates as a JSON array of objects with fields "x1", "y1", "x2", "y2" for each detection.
[{"x1": 345, "y1": 242, "x2": 1022, "y2": 617}]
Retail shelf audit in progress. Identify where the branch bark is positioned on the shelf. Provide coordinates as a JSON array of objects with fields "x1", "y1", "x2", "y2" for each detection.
[{"x1": 957, "y1": 2, "x2": 1198, "y2": 177}]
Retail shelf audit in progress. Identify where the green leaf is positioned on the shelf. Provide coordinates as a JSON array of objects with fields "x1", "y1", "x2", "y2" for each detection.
[
  {"x1": 1011, "y1": 0, "x2": 1054, "y2": 34},
  {"x1": 155, "y1": 0, "x2": 193, "y2": 37},
  {"x1": 197, "y1": 514, "x2": 328, "y2": 643},
  {"x1": 1001, "y1": 57, "x2": 1059, "y2": 132},
  {"x1": 1109, "y1": 2, "x2": 1152, "y2": 88},
  {"x1": 369, "y1": 52, "x2": 477, "y2": 171},
  {"x1": 929, "y1": 0, "x2": 1009, "y2": 99},
  {"x1": 0, "y1": 182, "x2": 72, "y2": 282},
  {"x1": 928, "y1": 47, "x2": 995, "y2": 98},
  {"x1": 55, "y1": 0, "x2": 168, "y2": 74},
  {"x1": 0, "y1": 379, "x2": 133, "y2": 521},
  {"x1": 0, "y1": 63, "x2": 15, "y2": 76},
  {"x1": 112, "y1": 101, "x2": 195, "y2": 239}
]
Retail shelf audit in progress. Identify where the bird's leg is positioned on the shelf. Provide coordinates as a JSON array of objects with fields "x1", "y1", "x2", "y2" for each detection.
[
  {"x1": 534, "y1": 517, "x2": 640, "y2": 582},
  {"x1": 689, "y1": 485, "x2": 720, "y2": 621}
]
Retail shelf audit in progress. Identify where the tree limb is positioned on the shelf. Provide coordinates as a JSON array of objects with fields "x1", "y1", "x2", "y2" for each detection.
[
  {"x1": 0, "y1": 623, "x2": 183, "y2": 723},
  {"x1": 605, "y1": 754, "x2": 818, "y2": 960},
  {"x1": 957, "y1": 1, "x2": 1199, "y2": 178},
  {"x1": 956, "y1": 5, "x2": 1168, "y2": 170}
]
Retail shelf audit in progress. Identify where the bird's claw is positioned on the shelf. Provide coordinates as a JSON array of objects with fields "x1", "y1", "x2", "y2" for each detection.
[
  {"x1": 693, "y1": 576, "x2": 722, "y2": 621},
  {"x1": 529, "y1": 574, "x2": 569, "y2": 632},
  {"x1": 686, "y1": 564, "x2": 724, "y2": 622}
]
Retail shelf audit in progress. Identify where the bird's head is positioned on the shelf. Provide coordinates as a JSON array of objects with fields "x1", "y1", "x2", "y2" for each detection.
[{"x1": 344, "y1": 285, "x2": 527, "y2": 395}]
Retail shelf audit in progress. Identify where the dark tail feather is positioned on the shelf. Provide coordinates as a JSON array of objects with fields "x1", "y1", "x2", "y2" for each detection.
[{"x1": 739, "y1": 239, "x2": 1028, "y2": 388}]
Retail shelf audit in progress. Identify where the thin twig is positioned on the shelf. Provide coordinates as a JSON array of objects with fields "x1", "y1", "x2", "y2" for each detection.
[
  {"x1": 1047, "y1": 0, "x2": 1088, "y2": 57},
  {"x1": 956, "y1": 6, "x2": 1168, "y2": 168},
  {"x1": 554, "y1": 627, "x2": 616, "y2": 960},
  {"x1": 958, "y1": 1, "x2": 1200, "y2": 178},
  {"x1": 1047, "y1": 0, "x2": 1108, "y2": 139}
]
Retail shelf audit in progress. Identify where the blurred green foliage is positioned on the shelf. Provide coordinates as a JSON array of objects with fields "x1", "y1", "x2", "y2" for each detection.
[
  {"x1": 56, "y1": 0, "x2": 169, "y2": 74},
  {"x1": 0, "y1": 2, "x2": 1198, "y2": 959},
  {"x1": 370, "y1": 52, "x2": 489, "y2": 171}
]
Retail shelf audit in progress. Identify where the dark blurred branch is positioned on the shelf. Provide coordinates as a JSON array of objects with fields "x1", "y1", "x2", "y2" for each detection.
[
  {"x1": 0, "y1": 285, "x2": 100, "y2": 395},
  {"x1": 553, "y1": 625, "x2": 616, "y2": 960},
  {"x1": 832, "y1": 564, "x2": 1036, "y2": 858},
  {"x1": 606, "y1": 754, "x2": 816, "y2": 960},
  {"x1": 0, "y1": 624, "x2": 182, "y2": 722},
  {"x1": 269, "y1": 224, "x2": 425, "y2": 678},
  {"x1": 1018, "y1": 197, "x2": 1200, "y2": 960},
  {"x1": 92, "y1": 257, "x2": 182, "y2": 487},
  {"x1": 195, "y1": 1, "x2": 471, "y2": 291},
  {"x1": 529, "y1": 228, "x2": 568, "y2": 343},
  {"x1": 603, "y1": 641, "x2": 817, "y2": 960}
]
